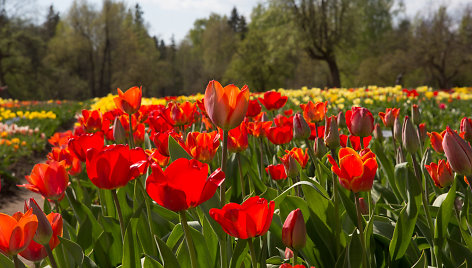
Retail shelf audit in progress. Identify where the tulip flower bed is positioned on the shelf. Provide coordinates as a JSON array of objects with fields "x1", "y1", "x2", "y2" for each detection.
[
  {"x1": 0, "y1": 99, "x2": 83, "y2": 188},
  {"x1": 3, "y1": 83, "x2": 472, "y2": 268}
]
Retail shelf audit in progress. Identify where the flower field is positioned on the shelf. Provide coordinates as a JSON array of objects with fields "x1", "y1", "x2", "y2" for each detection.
[{"x1": 1, "y1": 83, "x2": 472, "y2": 268}]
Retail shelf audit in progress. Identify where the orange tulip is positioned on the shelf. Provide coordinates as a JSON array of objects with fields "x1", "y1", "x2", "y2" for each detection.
[
  {"x1": 0, "y1": 209, "x2": 38, "y2": 256},
  {"x1": 114, "y1": 86, "x2": 142, "y2": 114},
  {"x1": 185, "y1": 131, "x2": 220, "y2": 163},
  {"x1": 204, "y1": 80, "x2": 249, "y2": 130},
  {"x1": 300, "y1": 101, "x2": 328, "y2": 123},
  {"x1": 227, "y1": 124, "x2": 249, "y2": 153},
  {"x1": 247, "y1": 120, "x2": 272, "y2": 138},
  {"x1": 378, "y1": 108, "x2": 400, "y2": 128},
  {"x1": 19, "y1": 161, "x2": 69, "y2": 201},
  {"x1": 425, "y1": 160, "x2": 454, "y2": 188},
  {"x1": 427, "y1": 131, "x2": 445, "y2": 153},
  {"x1": 284, "y1": 148, "x2": 309, "y2": 169},
  {"x1": 328, "y1": 148, "x2": 378, "y2": 192}
]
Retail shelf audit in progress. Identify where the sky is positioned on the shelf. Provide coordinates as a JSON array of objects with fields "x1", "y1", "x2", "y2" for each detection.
[{"x1": 29, "y1": 0, "x2": 472, "y2": 43}]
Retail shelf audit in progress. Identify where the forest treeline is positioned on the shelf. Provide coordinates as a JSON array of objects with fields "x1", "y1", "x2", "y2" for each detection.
[{"x1": 1, "y1": 0, "x2": 472, "y2": 100}]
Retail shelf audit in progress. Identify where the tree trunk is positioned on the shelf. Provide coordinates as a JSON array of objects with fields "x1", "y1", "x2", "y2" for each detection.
[{"x1": 327, "y1": 57, "x2": 341, "y2": 88}]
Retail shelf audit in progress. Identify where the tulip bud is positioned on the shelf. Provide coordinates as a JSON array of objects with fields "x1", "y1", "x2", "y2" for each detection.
[
  {"x1": 418, "y1": 123, "x2": 427, "y2": 143},
  {"x1": 24, "y1": 198, "x2": 52, "y2": 245},
  {"x1": 284, "y1": 247, "x2": 294, "y2": 259},
  {"x1": 282, "y1": 208, "x2": 306, "y2": 250},
  {"x1": 280, "y1": 154, "x2": 300, "y2": 179},
  {"x1": 337, "y1": 111, "x2": 346, "y2": 128},
  {"x1": 373, "y1": 123, "x2": 383, "y2": 141},
  {"x1": 345, "y1": 107, "x2": 374, "y2": 137},
  {"x1": 402, "y1": 116, "x2": 420, "y2": 154},
  {"x1": 460, "y1": 117, "x2": 472, "y2": 142},
  {"x1": 411, "y1": 104, "x2": 421, "y2": 125},
  {"x1": 293, "y1": 113, "x2": 311, "y2": 140},
  {"x1": 393, "y1": 116, "x2": 402, "y2": 142},
  {"x1": 113, "y1": 117, "x2": 127, "y2": 144},
  {"x1": 358, "y1": 197, "x2": 368, "y2": 215},
  {"x1": 314, "y1": 137, "x2": 327, "y2": 158},
  {"x1": 324, "y1": 115, "x2": 340, "y2": 149},
  {"x1": 442, "y1": 126, "x2": 472, "y2": 176}
]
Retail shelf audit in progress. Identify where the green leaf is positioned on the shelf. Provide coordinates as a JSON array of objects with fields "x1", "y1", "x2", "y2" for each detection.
[
  {"x1": 0, "y1": 253, "x2": 14, "y2": 268},
  {"x1": 56, "y1": 236, "x2": 85, "y2": 267},
  {"x1": 137, "y1": 215, "x2": 159, "y2": 257},
  {"x1": 143, "y1": 255, "x2": 164, "y2": 268},
  {"x1": 122, "y1": 218, "x2": 140, "y2": 268},
  {"x1": 229, "y1": 239, "x2": 248, "y2": 268},
  {"x1": 434, "y1": 179, "x2": 456, "y2": 264},
  {"x1": 169, "y1": 136, "x2": 191, "y2": 161},
  {"x1": 337, "y1": 186, "x2": 358, "y2": 226},
  {"x1": 411, "y1": 251, "x2": 427, "y2": 268},
  {"x1": 155, "y1": 235, "x2": 180, "y2": 268}
]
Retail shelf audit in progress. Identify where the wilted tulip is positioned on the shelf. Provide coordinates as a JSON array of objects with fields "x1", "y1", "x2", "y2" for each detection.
[
  {"x1": 282, "y1": 208, "x2": 306, "y2": 250},
  {"x1": 442, "y1": 126, "x2": 472, "y2": 176},
  {"x1": 402, "y1": 116, "x2": 420, "y2": 154},
  {"x1": 204, "y1": 80, "x2": 249, "y2": 130}
]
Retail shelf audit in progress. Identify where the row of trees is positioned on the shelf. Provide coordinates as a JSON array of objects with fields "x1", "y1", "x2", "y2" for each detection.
[{"x1": 1, "y1": 0, "x2": 471, "y2": 99}]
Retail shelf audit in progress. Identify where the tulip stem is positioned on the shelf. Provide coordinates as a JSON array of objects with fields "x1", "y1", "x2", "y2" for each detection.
[
  {"x1": 54, "y1": 200, "x2": 62, "y2": 214},
  {"x1": 411, "y1": 155, "x2": 439, "y2": 267},
  {"x1": 305, "y1": 138, "x2": 317, "y2": 171},
  {"x1": 259, "y1": 137, "x2": 265, "y2": 183},
  {"x1": 128, "y1": 113, "x2": 135, "y2": 148},
  {"x1": 293, "y1": 250, "x2": 298, "y2": 266},
  {"x1": 355, "y1": 192, "x2": 370, "y2": 268},
  {"x1": 248, "y1": 238, "x2": 258, "y2": 268},
  {"x1": 180, "y1": 211, "x2": 198, "y2": 268},
  {"x1": 111, "y1": 189, "x2": 125, "y2": 241},
  {"x1": 330, "y1": 149, "x2": 341, "y2": 257},
  {"x1": 45, "y1": 243, "x2": 58, "y2": 268},
  {"x1": 237, "y1": 153, "x2": 246, "y2": 198},
  {"x1": 13, "y1": 255, "x2": 23, "y2": 268},
  {"x1": 220, "y1": 130, "x2": 228, "y2": 207}
]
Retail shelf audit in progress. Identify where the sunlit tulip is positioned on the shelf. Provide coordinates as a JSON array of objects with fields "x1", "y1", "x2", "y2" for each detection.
[
  {"x1": 378, "y1": 108, "x2": 400, "y2": 128},
  {"x1": 293, "y1": 113, "x2": 311, "y2": 140},
  {"x1": 246, "y1": 99, "x2": 262, "y2": 117},
  {"x1": 185, "y1": 131, "x2": 220, "y2": 163},
  {"x1": 345, "y1": 107, "x2": 374, "y2": 137},
  {"x1": 282, "y1": 208, "x2": 306, "y2": 250},
  {"x1": 204, "y1": 80, "x2": 249, "y2": 130},
  {"x1": 227, "y1": 124, "x2": 248, "y2": 153},
  {"x1": 284, "y1": 148, "x2": 309, "y2": 169},
  {"x1": 460, "y1": 117, "x2": 472, "y2": 142},
  {"x1": 114, "y1": 86, "x2": 142, "y2": 114},
  {"x1": 146, "y1": 158, "x2": 225, "y2": 211},
  {"x1": 427, "y1": 131, "x2": 445, "y2": 153},
  {"x1": 425, "y1": 160, "x2": 454, "y2": 188},
  {"x1": 328, "y1": 148, "x2": 378, "y2": 192},
  {"x1": 209, "y1": 196, "x2": 274, "y2": 239},
  {"x1": 19, "y1": 160, "x2": 69, "y2": 201},
  {"x1": 47, "y1": 147, "x2": 82, "y2": 176},
  {"x1": 265, "y1": 125, "x2": 293, "y2": 145},
  {"x1": 324, "y1": 115, "x2": 340, "y2": 149},
  {"x1": 258, "y1": 91, "x2": 287, "y2": 111},
  {"x1": 68, "y1": 132, "x2": 104, "y2": 162},
  {"x1": 80, "y1": 109, "x2": 103, "y2": 133},
  {"x1": 300, "y1": 101, "x2": 327, "y2": 123},
  {"x1": 442, "y1": 126, "x2": 472, "y2": 176},
  {"x1": 349, "y1": 135, "x2": 372, "y2": 151},
  {"x1": 265, "y1": 164, "x2": 287, "y2": 180},
  {"x1": 0, "y1": 209, "x2": 38, "y2": 256}
]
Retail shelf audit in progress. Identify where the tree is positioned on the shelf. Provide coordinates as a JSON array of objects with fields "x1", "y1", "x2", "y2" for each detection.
[{"x1": 285, "y1": 0, "x2": 355, "y2": 87}]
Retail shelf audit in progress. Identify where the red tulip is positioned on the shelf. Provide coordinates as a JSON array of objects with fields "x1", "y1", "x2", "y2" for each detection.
[
  {"x1": 293, "y1": 113, "x2": 311, "y2": 140},
  {"x1": 0, "y1": 209, "x2": 38, "y2": 256},
  {"x1": 227, "y1": 124, "x2": 248, "y2": 153},
  {"x1": 246, "y1": 99, "x2": 262, "y2": 117},
  {"x1": 300, "y1": 101, "x2": 327, "y2": 123},
  {"x1": 185, "y1": 131, "x2": 220, "y2": 163},
  {"x1": 80, "y1": 109, "x2": 103, "y2": 133},
  {"x1": 279, "y1": 264, "x2": 306, "y2": 268},
  {"x1": 378, "y1": 108, "x2": 400, "y2": 128},
  {"x1": 166, "y1": 101, "x2": 196, "y2": 126},
  {"x1": 48, "y1": 130, "x2": 73, "y2": 148},
  {"x1": 442, "y1": 126, "x2": 472, "y2": 176},
  {"x1": 68, "y1": 132, "x2": 104, "y2": 162},
  {"x1": 247, "y1": 121, "x2": 272, "y2": 138},
  {"x1": 274, "y1": 114, "x2": 293, "y2": 127},
  {"x1": 427, "y1": 131, "x2": 445, "y2": 153},
  {"x1": 284, "y1": 247, "x2": 294, "y2": 259},
  {"x1": 411, "y1": 104, "x2": 421, "y2": 125},
  {"x1": 209, "y1": 196, "x2": 274, "y2": 239},
  {"x1": 324, "y1": 115, "x2": 340, "y2": 149},
  {"x1": 460, "y1": 117, "x2": 472, "y2": 142},
  {"x1": 146, "y1": 158, "x2": 225, "y2": 212},
  {"x1": 47, "y1": 147, "x2": 82, "y2": 176},
  {"x1": 266, "y1": 164, "x2": 287, "y2": 180},
  {"x1": 19, "y1": 212, "x2": 62, "y2": 262},
  {"x1": 328, "y1": 148, "x2": 378, "y2": 192},
  {"x1": 345, "y1": 107, "x2": 374, "y2": 137},
  {"x1": 86, "y1": 144, "x2": 148, "y2": 190},
  {"x1": 284, "y1": 148, "x2": 309, "y2": 169},
  {"x1": 19, "y1": 161, "x2": 69, "y2": 201},
  {"x1": 145, "y1": 149, "x2": 170, "y2": 168},
  {"x1": 425, "y1": 160, "x2": 454, "y2": 188},
  {"x1": 282, "y1": 208, "x2": 306, "y2": 250},
  {"x1": 419, "y1": 123, "x2": 427, "y2": 143},
  {"x1": 204, "y1": 80, "x2": 249, "y2": 130},
  {"x1": 265, "y1": 125, "x2": 293, "y2": 145},
  {"x1": 114, "y1": 86, "x2": 142, "y2": 114},
  {"x1": 258, "y1": 91, "x2": 288, "y2": 111},
  {"x1": 373, "y1": 123, "x2": 383, "y2": 141},
  {"x1": 151, "y1": 130, "x2": 183, "y2": 157},
  {"x1": 348, "y1": 135, "x2": 372, "y2": 151}
]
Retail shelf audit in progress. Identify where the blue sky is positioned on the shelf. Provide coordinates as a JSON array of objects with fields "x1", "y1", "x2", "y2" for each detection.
[{"x1": 31, "y1": 0, "x2": 471, "y2": 43}]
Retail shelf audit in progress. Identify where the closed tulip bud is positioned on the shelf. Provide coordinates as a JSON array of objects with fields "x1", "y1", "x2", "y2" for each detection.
[
  {"x1": 314, "y1": 137, "x2": 327, "y2": 158},
  {"x1": 293, "y1": 113, "x2": 311, "y2": 140},
  {"x1": 280, "y1": 154, "x2": 300, "y2": 179},
  {"x1": 324, "y1": 115, "x2": 340, "y2": 149},
  {"x1": 345, "y1": 107, "x2": 374, "y2": 137},
  {"x1": 337, "y1": 111, "x2": 346, "y2": 128},
  {"x1": 442, "y1": 126, "x2": 472, "y2": 176},
  {"x1": 373, "y1": 123, "x2": 383, "y2": 141},
  {"x1": 282, "y1": 209, "x2": 306, "y2": 250},
  {"x1": 24, "y1": 198, "x2": 52, "y2": 246},
  {"x1": 113, "y1": 117, "x2": 127, "y2": 144},
  {"x1": 418, "y1": 123, "x2": 427, "y2": 143},
  {"x1": 411, "y1": 104, "x2": 421, "y2": 125},
  {"x1": 393, "y1": 116, "x2": 402, "y2": 142},
  {"x1": 460, "y1": 117, "x2": 472, "y2": 142},
  {"x1": 402, "y1": 116, "x2": 420, "y2": 154}
]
